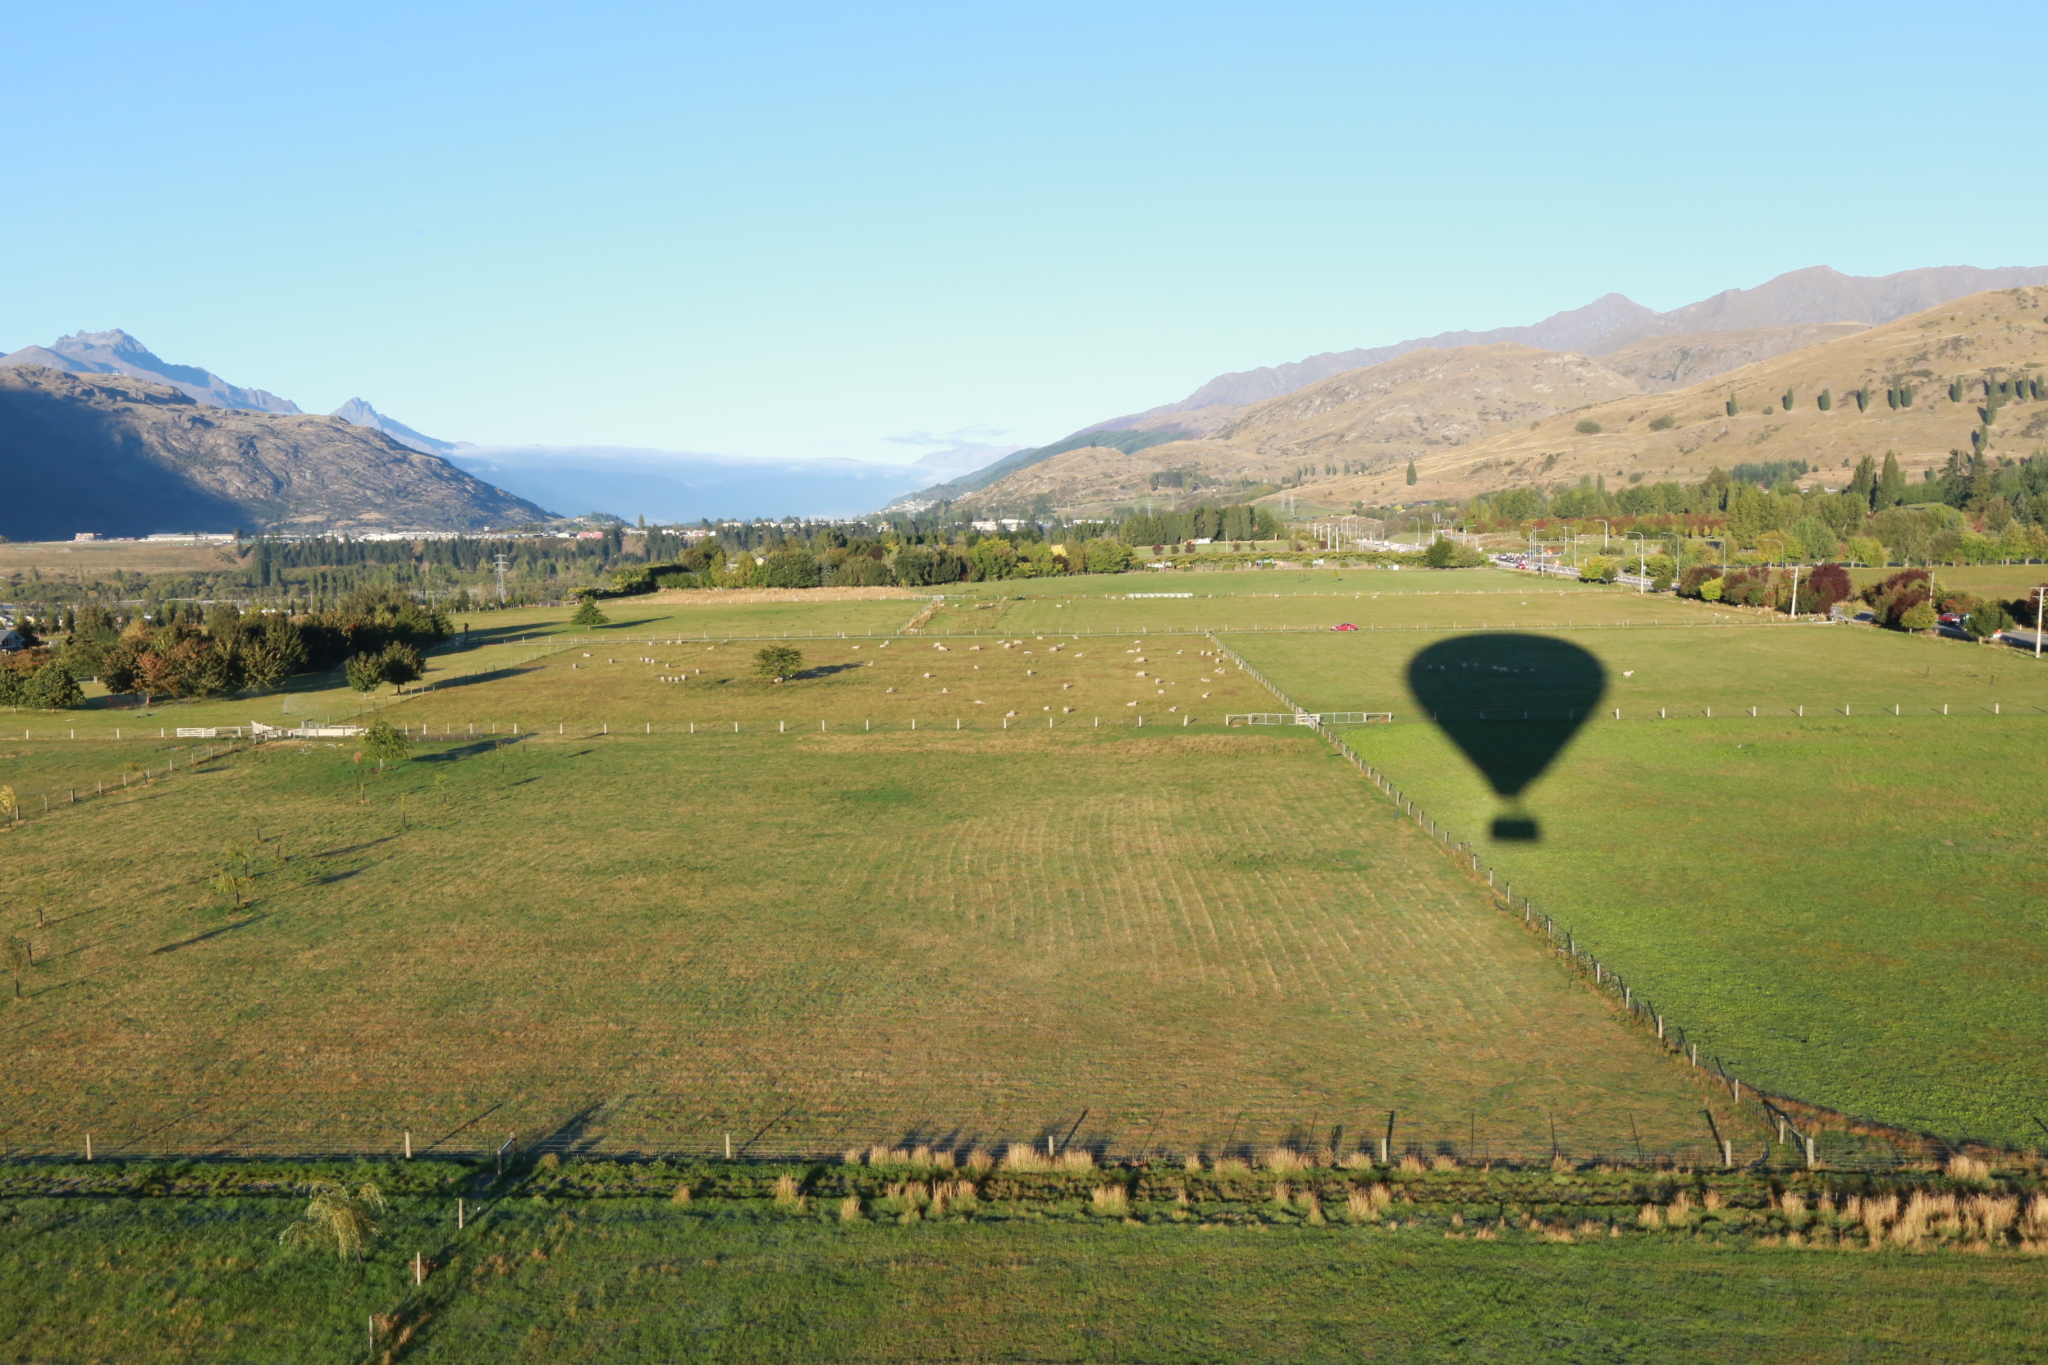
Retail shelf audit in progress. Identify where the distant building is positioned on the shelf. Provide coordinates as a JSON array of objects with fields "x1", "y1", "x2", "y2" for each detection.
[
  {"x1": 0, "y1": 629, "x2": 28, "y2": 653},
  {"x1": 73, "y1": 532, "x2": 98, "y2": 542}
]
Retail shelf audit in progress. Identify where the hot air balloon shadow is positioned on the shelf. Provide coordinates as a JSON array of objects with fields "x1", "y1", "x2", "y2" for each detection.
[{"x1": 1405, "y1": 633, "x2": 1605, "y2": 841}]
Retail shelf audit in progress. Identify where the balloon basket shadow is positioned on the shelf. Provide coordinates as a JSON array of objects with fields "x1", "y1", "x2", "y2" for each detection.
[{"x1": 1491, "y1": 817, "x2": 1540, "y2": 842}]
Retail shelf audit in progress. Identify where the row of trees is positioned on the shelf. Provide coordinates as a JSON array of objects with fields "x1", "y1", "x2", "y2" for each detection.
[
  {"x1": 1462, "y1": 451, "x2": 2048, "y2": 565},
  {"x1": 0, "y1": 589, "x2": 453, "y2": 710},
  {"x1": 1725, "y1": 373, "x2": 2037, "y2": 416}
]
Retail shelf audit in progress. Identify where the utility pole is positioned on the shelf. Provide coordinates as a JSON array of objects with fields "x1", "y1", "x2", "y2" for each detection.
[{"x1": 494, "y1": 553, "x2": 510, "y2": 605}]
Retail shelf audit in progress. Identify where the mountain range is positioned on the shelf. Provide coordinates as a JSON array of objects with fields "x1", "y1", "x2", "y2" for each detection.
[
  {"x1": 0, "y1": 366, "x2": 548, "y2": 541},
  {"x1": 954, "y1": 281, "x2": 2048, "y2": 519},
  {"x1": 902, "y1": 264, "x2": 2048, "y2": 510},
  {"x1": 0, "y1": 330, "x2": 980, "y2": 524}
]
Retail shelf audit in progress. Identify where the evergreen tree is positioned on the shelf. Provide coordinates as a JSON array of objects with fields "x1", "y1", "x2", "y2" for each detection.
[
  {"x1": 1782, "y1": 387, "x2": 1795, "y2": 411},
  {"x1": 1848, "y1": 454, "x2": 1877, "y2": 508},
  {"x1": 1725, "y1": 393, "x2": 1739, "y2": 417},
  {"x1": 1404, "y1": 461, "x2": 1417, "y2": 486},
  {"x1": 344, "y1": 653, "x2": 385, "y2": 694},
  {"x1": 1950, "y1": 378, "x2": 1965, "y2": 403},
  {"x1": 1817, "y1": 388, "x2": 1833, "y2": 411},
  {"x1": 570, "y1": 598, "x2": 610, "y2": 627},
  {"x1": 1901, "y1": 382, "x2": 1915, "y2": 407},
  {"x1": 1877, "y1": 451, "x2": 1906, "y2": 509},
  {"x1": 1886, "y1": 385, "x2": 1899, "y2": 410},
  {"x1": 1854, "y1": 386, "x2": 1870, "y2": 412}
]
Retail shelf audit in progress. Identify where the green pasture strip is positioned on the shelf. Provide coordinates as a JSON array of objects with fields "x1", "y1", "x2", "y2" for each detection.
[
  {"x1": 1226, "y1": 621, "x2": 2048, "y2": 725},
  {"x1": 1228, "y1": 626, "x2": 2048, "y2": 1146},
  {"x1": 1848, "y1": 565, "x2": 2048, "y2": 596},
  {"x1": 0, "y1": 722, "x2": 1732, "y2": 1162},
  {"x1": 5, "y1": 1170, "x2": 2045, "y2": 1365},
  {"x1": 935, "y1": 565, "x2": 1621, "y2": 599}
]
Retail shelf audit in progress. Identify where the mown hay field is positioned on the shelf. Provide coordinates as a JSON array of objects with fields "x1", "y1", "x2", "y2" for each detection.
[
  {"x1": 1230, "y1": 623, "x2": 2048, "y2": 1144},
  {"x1": 0, "y1": 681, "x2": 1736, "y2": 1163}
]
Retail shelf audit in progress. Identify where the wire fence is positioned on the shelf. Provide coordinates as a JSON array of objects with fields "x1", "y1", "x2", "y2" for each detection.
[{"x1": 0, "y1": 1094, "x2": 1950, "y2": 1174}]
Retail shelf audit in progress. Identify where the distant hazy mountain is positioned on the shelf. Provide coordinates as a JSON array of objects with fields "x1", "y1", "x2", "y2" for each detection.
[
  {"x1": 0, "y1": 366, "x2": 550, "y2": 540},
  {"x1": 331, "y1": 396, "x2": 467, "y2": 456},
  {"x1": 446, "y1": 447, "x2": 937, "y2": 523},
  {"x1": 0, "y1": 329, "x2": 303, "y2": 414},
  {"x1": 1113, "y1": 264, "x2": 2048, "y2": 423}
]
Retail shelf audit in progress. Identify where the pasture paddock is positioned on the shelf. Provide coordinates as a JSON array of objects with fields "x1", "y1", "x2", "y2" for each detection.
[
  {"x1": 0, "y1": 715, "x2": 1735, "y2": 1164},
  {"x1": 1233, "y1": 623, "x2": 2048, "y2": 1144}
]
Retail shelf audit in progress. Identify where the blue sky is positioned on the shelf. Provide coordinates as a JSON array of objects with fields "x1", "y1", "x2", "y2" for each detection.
[{"x1": 4, "y1": 0, "x2": 2043, "y2": 465}]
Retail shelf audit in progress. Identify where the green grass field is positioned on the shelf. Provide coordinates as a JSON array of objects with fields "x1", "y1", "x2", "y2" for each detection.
[
  {"x1": 10, "y1": 1187, "x2": 2047, "y2": 1364},
  {"x1": 0, "y1": 717, "x2": 1733, "y2": 1163},
  {"x1": 1230, "y1": 623, "x2": 2048, "y2": 1145}
]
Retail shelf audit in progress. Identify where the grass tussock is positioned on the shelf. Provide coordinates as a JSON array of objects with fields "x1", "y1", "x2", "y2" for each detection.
[
  {"x1": 772, "y1": 1174, "x2": 806, "y2": 1212},
  {"x1": 1091, "y1": 1186, "x2": 1129, "y2": 1215},
  {"x1": 1183, "y1": 1154, "x2": 1204, "y2": 1173},
  {"x1": 1947, "y1": 1153, "x2": 1992, "y2": 1183},
  {"x1": 1001, "y1": 1145, "x2": 1095, "y2": 1173},
  {"x1": 1338, "y1": 1152, "x2": 1373, "y2": 1171},
  {"x1": 838, "y1": 1195, "x2": 863, "y2": 1223},
  {"x1": 1398, "y1": 1154, "x2": 1427, "y2": 1175},
  {"x1": 1212, "y1": 1157, "x2": 1250, "y2": 1175},
  {"x1": 1345, "y1": 1184, "x2": 1392, "y2": 1223},
  {"x1": 670, "y1": 1183, "x2": 693, "y2": 1205},
  {"x1": 1265, "y1": 1149, "x2": 1311, "y2": 1173}
]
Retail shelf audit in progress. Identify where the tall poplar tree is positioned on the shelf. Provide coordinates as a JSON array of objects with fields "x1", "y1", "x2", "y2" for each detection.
[{"x1": 1877, "y1": 451, "x2": 1906, "y2": 509}]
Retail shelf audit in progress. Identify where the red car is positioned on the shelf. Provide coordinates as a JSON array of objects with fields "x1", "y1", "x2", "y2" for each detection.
[{"x1": 1332, "y1": 623, "x2": 1359, "y2": 631}]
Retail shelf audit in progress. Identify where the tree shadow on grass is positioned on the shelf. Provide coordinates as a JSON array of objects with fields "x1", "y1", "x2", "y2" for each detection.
[
  {"x1": 419, "y1": 665, "x2": 540, "y2": 693},
  {"x1": 791, "y1": 663, "x2": 865, "y2": 681},
  {"x1": 151, "y1": 914, "x2": 269, "y2": 955},
  {"x1": 415, "y1": 735, "x2": 535, "y2": 763}
]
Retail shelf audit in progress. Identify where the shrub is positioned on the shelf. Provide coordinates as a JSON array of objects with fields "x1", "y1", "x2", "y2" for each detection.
[
  {"x1": 1866, "y1": 568, "x2": 1932, "y2": 629},
  {"x1": 1578, "y1": 556, "x2": 1617, "y2": 583},
  {"x1": 1575, "y1": 419, "x2": 1603, "y2": 434},
  {"x1": 1968, "y1": 601, "x2": 2014, "y2": 639},
  {"x1": 1900, "y1": 601, "x2": 1937, "y2": 631},
  {"x1": 1676, "y1": 565, "x2": 1719, "y2": 599},
  {"x1": 1647, "y1": 414, "x2": 1676, "y2": 431},
  {"x1": 1798, "y1": 562, "x2": 1854, "y2": 615},
  {"x1": 755, "y1": 645, "x2": 804, "y2": 682},
  {"x1": 1423, "y1": 538, "x2": 1458, "y2": 568}
]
